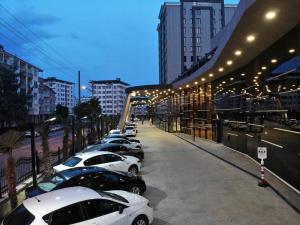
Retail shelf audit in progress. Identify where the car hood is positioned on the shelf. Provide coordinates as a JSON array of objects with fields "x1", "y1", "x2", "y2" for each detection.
[
  {"x1": 124, "y1": 155, "x2": 139, "y2": 163},
  {"x1": 106, "y1": 190, "x2": 148, "y2": 205},
  {"x1": 53, "y1": 164, "x2": 71, "y2": 172}
]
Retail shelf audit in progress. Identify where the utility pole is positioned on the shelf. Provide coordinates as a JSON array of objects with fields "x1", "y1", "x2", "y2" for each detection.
[
  {"x1": 30, "y1": 123, "x2": 37, "y2": 186},
  {"x1": 78, "y1": 70, "x2": 81, "y2": 103}
]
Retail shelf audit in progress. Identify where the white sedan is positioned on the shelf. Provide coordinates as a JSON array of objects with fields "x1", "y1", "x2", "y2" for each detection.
[
  {"x1": 109, "y1": 129, "x2": 122, "y2": 135},
  {"x1": 103, "y1": 138, "x2": 142, "y2": 149},
  {"x1": 2, "y1": 186, "x2": 153, "y2": 225},
  {"x1": 54, "y1": 151, "x2": 141, "y2": 175},
  {"x1": 125, "y1": 127, "x2": 137, "y2": 137}
]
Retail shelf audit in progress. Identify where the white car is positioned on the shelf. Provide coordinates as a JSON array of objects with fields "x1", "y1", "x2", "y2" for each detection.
[
  {"x1": 2, "y1": 186, "x2": 153, "y2": 225},
  {"x1": 109, "y1": 129, "x2": 122, "y2": 135},
  {"x1": 54, "y1": 151, "x2": 141, "y2": 175},
  {"x1": 103, "y1": 138, "x2": 142, "y2": 149},
  {"x1": 125, "y1": 127, "x2": 137, "y2": 137}
]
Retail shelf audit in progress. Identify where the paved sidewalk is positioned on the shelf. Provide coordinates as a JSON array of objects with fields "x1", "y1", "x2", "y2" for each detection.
[{"x1": 138, "y1": 122, "x2": 300, "y2": 225}]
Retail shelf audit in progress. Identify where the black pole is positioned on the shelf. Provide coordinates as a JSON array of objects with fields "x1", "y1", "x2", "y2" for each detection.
[
  {"x1": 30, "y1": 123, "x2": 37, "y2": 186},
  {"x1": 71, "y1": 116, "x2": 75, "y2": 156},
  {"x1": 78, "y1": 70, "x2": 81, "y2": 104}
]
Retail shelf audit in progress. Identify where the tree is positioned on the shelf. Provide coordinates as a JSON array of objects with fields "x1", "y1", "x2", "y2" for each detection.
[
  {"x1": 0, "y1": 68, "x2": 28, "y2": 128},
  {"x1": 38, "y1": 123, "x2": 52, "y2": 178},
  {"x1": 0, "y1": 130, "x2": 24, "y2": 208},
  {"x1": 55, "y1": 105, "x2": 69, "y2": 160}
]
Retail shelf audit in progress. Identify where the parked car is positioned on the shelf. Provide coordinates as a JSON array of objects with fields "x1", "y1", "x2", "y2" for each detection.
[
  {"x1": 102, "y1": 134, "x2": 141, "y2": 144},
  {"x1": 109, "y1": 129, "x2": 122, "y2": 135},
  {"x1": 3, "y1": 187, "x2": 153, "y2": 225},
  {"x1": 125, "y1": 126, "x2": 137, "y2": 137},
  {"x1": 25, "y1": 131, "x2": 40, "y2": 137},
  {"x1": 25, "y1": 167, "x2": 146, "y2": 198},
  {"x1": 54, "y1": 151, "x2": 141, "y2": 175},
  {"x1": 80, "y1": 143, "x2": 144, "y2": 160},
  {"x1": 102, "y1": 138, "x2": 142, "y2": 149}
]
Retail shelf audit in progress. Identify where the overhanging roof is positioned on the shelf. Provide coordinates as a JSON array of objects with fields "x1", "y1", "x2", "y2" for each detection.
[{"x1": 173, "y1": 0, "x2": 300, "y2": 88}]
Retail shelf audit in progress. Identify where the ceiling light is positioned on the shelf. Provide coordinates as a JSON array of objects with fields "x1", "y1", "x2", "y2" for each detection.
[
  {"x1": 209, "y1": 73, "x2": 214, "y2": 77},
  {"x1": 289, "y1": 49, "x2": 296, "y2": 53},
  {"x1": 265, "y1": 11, "x2": 276, "y2": 20},
  {"x1": 227, "y1": 60, "x2": 233, "y2": 65},
  {"x1": 246, "y1": 35, "x2": 255, "y2": 42},
  {"x1": 219, "y1": 67, "x2": 224, "y2": 72},
  {"x1": 235, "y1": 50, "x2": 242, "y2": 56},
  {"x1": 262, "y1": 66, "x2": 267, "y2": 70},
  {"x1": 271, "y1": 59, "x2": 277, "y2": 63}
]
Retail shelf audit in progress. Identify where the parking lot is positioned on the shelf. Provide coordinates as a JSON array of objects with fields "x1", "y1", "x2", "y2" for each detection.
[{"x1": 138, "y1": 123, "x2": 300, "y2": 225}]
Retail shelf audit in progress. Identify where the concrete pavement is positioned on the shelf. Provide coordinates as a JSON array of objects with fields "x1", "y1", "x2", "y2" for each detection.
[{"x1": 138, "y1": 122, "x2": 300, "y2": 225}]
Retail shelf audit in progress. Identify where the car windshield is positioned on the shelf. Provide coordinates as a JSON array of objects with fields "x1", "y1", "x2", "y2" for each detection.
[
  {"x1": 63, "y1": 157, "x2": 82, "y2": 167},
  {"x1": 38, "y1": 174, "x2": 66, "y2": 192},
  {"x1": 126, "y1": 127, "x2": 134, "y2": 130},
  {"x1": 111, "y1": 131, "x2": 120, "y2": 134},
  {"x1": 98, "y1": 192, "x2": 129, "y2": 203},
  {"x1": 3, "y1": 204, "x2": 35, "y2": 225}
]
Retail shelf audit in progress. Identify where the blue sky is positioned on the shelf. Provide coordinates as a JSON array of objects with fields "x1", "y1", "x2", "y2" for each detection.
[{"x1": 0, "y1": 0, "x2": 239, "y2": 93}]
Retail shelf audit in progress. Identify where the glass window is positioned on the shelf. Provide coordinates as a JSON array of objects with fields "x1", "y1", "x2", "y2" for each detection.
[
  {"x1": 63, "y1": 157, "x2": 82, "y2": 167},
  {"x1": 47, "y1": 203, "x2": 85, "y2": 225},
  {"x1": 105, "y1": 154, "x2": 121, "y2": 163},
  {"x1": 84, "y1": 155, "x2": 106, "y2": 166},
  {"x1": 83, "y1": 199, "x2": 122, "y2": 220},
  {"x1": 38, "y1": 174, "x2": 66, "y2": 192},
  {"x1": 3, "y1": 204, "x2": 35, "y2": 225}
]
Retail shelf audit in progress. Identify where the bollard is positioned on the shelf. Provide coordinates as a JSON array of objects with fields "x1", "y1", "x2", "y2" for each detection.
[{"x1": 258, "y1": 159, "x2": 268, "y2": 187}]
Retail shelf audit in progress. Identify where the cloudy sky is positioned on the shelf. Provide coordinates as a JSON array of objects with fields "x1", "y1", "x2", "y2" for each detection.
[{"x1": 0, "y1": 0, "x2": 239, "y2": 93}]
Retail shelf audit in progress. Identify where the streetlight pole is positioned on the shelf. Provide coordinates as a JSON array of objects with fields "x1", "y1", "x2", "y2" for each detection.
[
  {"x1": 71, "y1": 116, "x2": 75, "y2": 156},
  {"x1": 78, "y1": 70, "x2": 81, "y2": 103},
  {"x1": 30, "y1": 123, "x2": 37, "y2": 186}
]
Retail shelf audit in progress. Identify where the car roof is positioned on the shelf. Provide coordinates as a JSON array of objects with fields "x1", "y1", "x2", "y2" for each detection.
[
  {"x1": 75, "y1": 151, "x2": 120, "y2": 160},
  {"x1": 23, "y1": 187, "x2": 101, "y2": 216},
  {"x1": 58, "y1": 166, "x2": 107, "y2": 180}
]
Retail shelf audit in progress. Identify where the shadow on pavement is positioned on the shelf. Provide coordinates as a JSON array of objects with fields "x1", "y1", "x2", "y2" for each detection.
[
  {"x1": 144, "y1": 186, "x2": 167, "y2": 211},
  {"x1": 152, "y1": 218, "x2": 174, "y2": 225}
]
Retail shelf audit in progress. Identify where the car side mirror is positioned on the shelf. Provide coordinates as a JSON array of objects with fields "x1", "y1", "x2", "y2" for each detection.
[
  {"x1": 119, "y1": 205, "x2": 124, "y2": 214},
  {"x1": 121, "y1": 157, "x2": 125, "y2": 161}
]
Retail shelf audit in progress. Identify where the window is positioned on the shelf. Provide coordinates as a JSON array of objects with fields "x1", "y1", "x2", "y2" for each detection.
[
  {"x1": 191, "y1": 56, "x2": 194, "y2": 62},
  {"x1": 105, "y1": 154, "x2": 122, "y2": 163},
  {"x1": 196, "y1": 37, "x2": 201, "y2": 44},
  {"x1": 46, "y1": 203, "x2": 85, "y2": 225},
  {"x1": 84, "y1": 155, "x2": 106, "y2": 166},
  {"x1": 63, "y1": 157, "x2": 82, "y2": 167},
  {"x1": 83, "y1": 199, "x2": 123, "y2": 220},
  {"x1": 3, "y1": 204, "x2": 35, "y2": 225},
  {"x1": 184, "y1": 56, "x2": 186, "y2": 62}
]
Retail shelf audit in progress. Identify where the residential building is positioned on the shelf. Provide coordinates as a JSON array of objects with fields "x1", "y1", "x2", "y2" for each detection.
[
  {"x1": 43, "y1": 77, "x2": 75, "y2": 113},
  {"x1": 158, "y1": 0, "x2": 237, "y2": 84},
  {"x1": 39, "y1": 78, "x2": 56, "y2": 116},
  {"x1": 81, "y1": 96, "x2": 91, "y2": 103},
  {"x1": 90, "y1": 78, "x2": 129, "y2": 115},
  {"x1": 0, "y1": 45, "x2": 42, "y2": 120}
]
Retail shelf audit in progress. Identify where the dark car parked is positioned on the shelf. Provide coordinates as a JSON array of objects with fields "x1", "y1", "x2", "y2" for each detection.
[
  {"x1": 81, "y1": 143, "x2": 144, "y2": 160},
  {"x1": 25, "y1": 167, "x2": 146, "y2": 198},
  {"x1": 102, "y1": 134, "x2": 141, "y2": 143}
]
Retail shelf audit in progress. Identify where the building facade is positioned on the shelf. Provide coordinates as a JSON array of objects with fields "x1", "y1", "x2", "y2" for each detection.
[
  {"x1": 90, "y1": 78, "x2": 129, "y2": 115},
  {"x1": 39, "y1": 78, "x2": 56, "y2": 116},
  {"x1": 43, "y1": 77, "x2": 75, "y2": 113},
  {"x1": 158, "y1": 0, "x2": 237, "y2": 84},
  {"x1": 0, "y1": 45, "x2": 42, "y2": 119}
]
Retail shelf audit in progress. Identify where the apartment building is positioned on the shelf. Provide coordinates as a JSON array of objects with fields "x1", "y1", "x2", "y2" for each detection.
[
  {"x1": 0, "y1": 45, "x2": 42, "y2": 119},
  {"x1": 90, "y1": 78, "x2": 129, "y2": 115},
  {"x1": 158, "y1": 0, "x2": 237, "y2": 84},
  {"x1": 39, "y1": 78, "x2": 56, "y2": 116},
  {"x1": 43, "y1": 77, "x2": 75, "y2": 113}
]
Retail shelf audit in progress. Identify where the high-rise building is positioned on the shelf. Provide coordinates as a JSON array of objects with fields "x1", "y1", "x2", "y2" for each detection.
[
  {"x1": 43, "y1": 77, "x2": 75, "y2": 113},
  {"x1": 90, "y1": 78, "x2": 129, "y2": 115},
  {"x1": 39, "y1": 78, "x2": 56, "y2": 116},
  {"x1": 158, "y1": 0, "x2": 237, "y2": 84},
  {"x1": 0, "y1": 45, "x2": 42, "y2": 119}
]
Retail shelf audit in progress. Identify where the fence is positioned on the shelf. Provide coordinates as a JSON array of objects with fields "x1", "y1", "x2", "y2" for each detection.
[{"x1": 0, "y1": 149, "x2": 65, "y2": 198}]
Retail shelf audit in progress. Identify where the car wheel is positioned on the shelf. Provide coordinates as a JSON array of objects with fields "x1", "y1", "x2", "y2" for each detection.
[
  {"x1": 129, "y1": 185, "x2": 141, "y2": 195},
  {"x1": 128, "y1": 165, "x2": 138, "y2": 175},
  {"x1": 132, "y1": 215, "x2": 148, "y2": 225}
]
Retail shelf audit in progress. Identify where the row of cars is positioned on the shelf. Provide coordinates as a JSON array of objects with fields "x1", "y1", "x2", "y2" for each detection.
[{"x1": 2, "y1": 122, "x2": 154, "y2": 225}]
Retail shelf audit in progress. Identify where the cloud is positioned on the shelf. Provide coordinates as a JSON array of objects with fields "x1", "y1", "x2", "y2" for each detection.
[{"x1": 13, "y1": 10, "x2": 60, "y2": 27}]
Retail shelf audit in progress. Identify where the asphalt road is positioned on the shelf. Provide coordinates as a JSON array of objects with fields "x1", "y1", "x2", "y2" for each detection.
[
  {"x1": 138, "y1": 122, "x2": 300, "y2": 225},
  {"x1": 0, "y1": 131, "x2": 64, "y2": 168}
]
